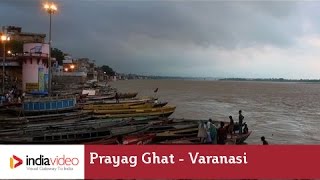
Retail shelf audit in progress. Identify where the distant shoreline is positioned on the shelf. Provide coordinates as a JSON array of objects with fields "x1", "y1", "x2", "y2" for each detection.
[
  {"x1": 218, "y1": 78, "x2": 320, "y2": 83},
  {"x1": 118, "y1": 77, "x2": 320, "y2": 83}
]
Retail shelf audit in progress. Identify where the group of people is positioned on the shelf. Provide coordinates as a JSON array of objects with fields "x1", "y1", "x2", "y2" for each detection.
[
  {"x1": 197, "y1": 119, "x2": 229, "y2": 144},
  {"x1": 197, "y1": 110, "x2": 246, "y2": 145},
  {"x1": 0, "y1": 86, "x2": 24, "y2": 105},
  {"x1": 197, "y1": 109, "x2": 270, "y2": 145},
  {"x1": 198, "y1": 110, "x2": 249, "y2": 144}
]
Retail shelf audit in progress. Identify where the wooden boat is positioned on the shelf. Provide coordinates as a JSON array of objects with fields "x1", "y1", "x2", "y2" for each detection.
[
  {"x1": 0, "y1": 129, "x2": 112, "y2": 144},
  {"x1": 86, "y1": 133, "x2": 156, "y2": 145},
  {"x1": 158, "y1": 131, "x2": 252, "y2": 145},
  {"x1": 0, "y1": 124, "x2": 149, "y2": 144},
  {"x1": 126, "y1": 101, "x2": 168, "y2": 109},
  {"x1": 80, "y1": 97, "x2": 156, "y2": 105},
  {"x1": 154, "y1": 118, "x2": 252, "y2": 144},
  {"x1": 110, "y1": 124, "x2": 150, "y2": 137},
  {"x1": 0, "y1": 118, "x2": 132, "y2": 137},
  {"x1": 84, "y1": 92, "x2": 138, "y2": 101},
  {"x1": 171, "y1": 118, "x2": 246, "y2": 132},
  {"x1": 122, "y1": 133, "x2": 155, "y2": 144},
  {"x1": 93, "y1": 106, "x2": 175, "y2": 115},
  {"x1": 0, "y1": 111, "x2": 91, "y2": 128},
  {"x1": 93, "y1": 106, "x2": 176, "y2": 119},
  {"x1": 93, "y1": 116, "x2": 160, "y2": 122},
  {"x1": 118, "y1": 92, "x2": 138, "y2": 99},
  {"x1": 85, "y1": 137, "x2": 118, "y2": 145},
  {"x1": 84, "y1": 102, "x2": 165, "y2": 111},
  {"x1": 82, "y1": 101, "x2": 146, "y2": 110},
  {"x1": 155, "y1": 127, "x2": 199, "y2": 142},
  {"x1": 147, "y1": 123, "x2": 198, "y2": 133},
  {"x1": 86, "y1": 95, "x2": 115, "y2": 101},
  {"x1": 104, "y1": 97, "x2": 156, "y2": 104},
  {"x1": 82, "y1": 100, "x2": 168, "y2": 111},
  {"x1": 7, "y1": 96, "x2": 78, "y2": 115},
  {"x1": 233, "y1": 131, "x2": 252, "y2": 144},
  {"x1": 158, "y1": 137, "x2": 200, "y2": 144},
  {"x1": 153, "y1": 102, "x2": 168, "y2": 108}
]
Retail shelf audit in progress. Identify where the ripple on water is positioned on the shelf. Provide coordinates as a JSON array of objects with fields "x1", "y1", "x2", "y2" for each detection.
[{"x1": 111, "y1": 80, "x2": 320, "y2": 144}]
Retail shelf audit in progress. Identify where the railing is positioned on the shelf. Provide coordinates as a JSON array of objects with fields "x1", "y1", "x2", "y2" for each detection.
[
  {"x1": 22, "y1": 96, "x2": 77, "y2": 111},
  {"x1": 52, "y1": 71, "x2": 87, "y2": 77},
  {"x1": 24, "y1": 95, "x2": 77, "y2": 102}
]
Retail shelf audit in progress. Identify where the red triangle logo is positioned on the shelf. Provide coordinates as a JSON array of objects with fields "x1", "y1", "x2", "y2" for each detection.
[{"x1": 12, "y1": 155, "x2": 23, "y2": 168}]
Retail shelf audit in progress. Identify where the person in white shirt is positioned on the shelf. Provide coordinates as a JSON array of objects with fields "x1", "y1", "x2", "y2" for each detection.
[{"x1": 197, "y1": 121, "x2": 207, "y2": 143}]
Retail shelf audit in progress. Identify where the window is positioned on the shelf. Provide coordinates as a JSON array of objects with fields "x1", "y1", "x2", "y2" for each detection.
[
  {"x1": 54, "y1": 135, "x2": 60, "y2": 140},
  {"x1": 91, "y1": 132, "x2": 97, "y2": 137},
  {"x1": 68, "y1": 134, "x2": 75, "y2": 139},
  {"x1": 45, "y1": 136, "x2": 53, "y2": 141},
  {"x1": 33, "y1": 136, "x2": 45, "y2": 141}
]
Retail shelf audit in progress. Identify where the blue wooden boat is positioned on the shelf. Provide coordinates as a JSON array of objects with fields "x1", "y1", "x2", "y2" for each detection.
[{"x1": 8, "y1": 96, "x2": 79, "y2": 115}]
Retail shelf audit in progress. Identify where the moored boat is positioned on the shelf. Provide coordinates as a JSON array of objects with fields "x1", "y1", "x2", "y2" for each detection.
[
  {"x1": 153, "y1": 102, "x2": 168, "y2": 108},
  {"x1": 83, "y1": 92, "x2": 138, "y2": 102},
  {"x1": 0, "y1": 118, "x2": 130, "y2": 137},
  {"x1": 153, "y1": 118, "x2": 252, "y2": 144},
  {"x1": 158, "y1": 131, "x2": 252, "y2": 145},
  {"x1": 0, "y1": 124, "x2": 149, "y2": 144},
  {"x1": 82, "y1": 101, "x2": 146, "y2": 110},
  {"x1": 122, "y1": 133, "x2": 155, "y2": 144},
  {"x1": 93, "y1": 105, "x2": 176, "y2": 115},
  {"x1": 0, "y1": 111, "x2": 92, "y2": 128},
  {"x1": 86, "y1": 133, "x2": 156, "y2": 145},
  {"x1": 117, "y1": 92, "x2": 138, "y2": 99},
  {"x1": 93, "y1": 106, "x2": 176, "y2": 119},
  {"x1": 155, "y1": 127, "x2": 199, "y2": 142},
  {"x1": 234, "y1": 131, "x2": 252, "y2": 144},
  {"x1": 147, "y1": 123, "x2": 198, "y2": 133},
  {"x1": 79, "y1": 97, "x2": 156, "y2": 105},
  {"x1": 0, "y1": 128, "x2": 112, "y2": 144},
  {"x1": 7, "y1": 96, "x2": 79, "y2": 115}
]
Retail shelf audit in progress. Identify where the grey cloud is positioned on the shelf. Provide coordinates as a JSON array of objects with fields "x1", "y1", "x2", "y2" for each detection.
[{"x1": 1, "y1": 0, "x2": 319, "y2": 78}]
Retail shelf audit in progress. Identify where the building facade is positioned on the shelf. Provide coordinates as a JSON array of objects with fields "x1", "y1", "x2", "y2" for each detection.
[
  {"x1": 7, "y1": 26, "x2": 46, "y2": 43},
  {"x1": 1, "y1": 26, "x2": 48, "y2": 92}
]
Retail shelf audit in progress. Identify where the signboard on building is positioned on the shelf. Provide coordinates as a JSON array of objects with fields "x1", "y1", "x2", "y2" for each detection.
[
  {"x1": 26, "y1": 83, "x2": 39, "y2": 92},
  {"x1": 44, "y1": 74, "x2": 48, "y2": 92},
  {"x1": 38, "y1": 67, "x2": 44, "y2": 91}
]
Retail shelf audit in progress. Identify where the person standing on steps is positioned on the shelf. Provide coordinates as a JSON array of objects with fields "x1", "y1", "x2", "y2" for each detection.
[{"x1": 115, "y1": 92, "x2": 119, "y2": 103}]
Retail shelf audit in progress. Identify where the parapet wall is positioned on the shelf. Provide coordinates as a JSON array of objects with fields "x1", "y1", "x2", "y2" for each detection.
[{"x1": 52, "y1": 75, "x2": 86, "y2": 84}]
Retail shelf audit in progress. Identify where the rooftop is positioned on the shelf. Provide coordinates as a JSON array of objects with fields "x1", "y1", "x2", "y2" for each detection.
[{"x1": 6, "y1": 26, "x2": 46, "y2": 37}]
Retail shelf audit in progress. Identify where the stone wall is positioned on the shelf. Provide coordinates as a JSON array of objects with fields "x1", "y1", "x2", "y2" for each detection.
[{"x1": 52, "y1": 75, "x2": 86, "y2": 85}]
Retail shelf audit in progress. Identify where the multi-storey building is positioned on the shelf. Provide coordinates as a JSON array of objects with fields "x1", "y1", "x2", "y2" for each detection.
[{"x1": 0, "y1": 26, "x2": 49, "y2": 92}]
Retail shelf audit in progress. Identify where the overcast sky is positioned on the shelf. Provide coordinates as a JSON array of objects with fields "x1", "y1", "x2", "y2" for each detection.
[{"x1": 1, "y1": 0, "x2": 320, "y2": 78}]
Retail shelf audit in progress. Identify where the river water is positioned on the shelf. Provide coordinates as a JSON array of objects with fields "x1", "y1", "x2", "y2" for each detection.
[{"x1": 110, "y1": 79, "x2": 320, "y2": 144}]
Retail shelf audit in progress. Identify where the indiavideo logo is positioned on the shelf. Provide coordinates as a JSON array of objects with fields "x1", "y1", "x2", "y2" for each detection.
[{"x1": 10, "y1": 155, "x2": 23, "y2": 169}]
